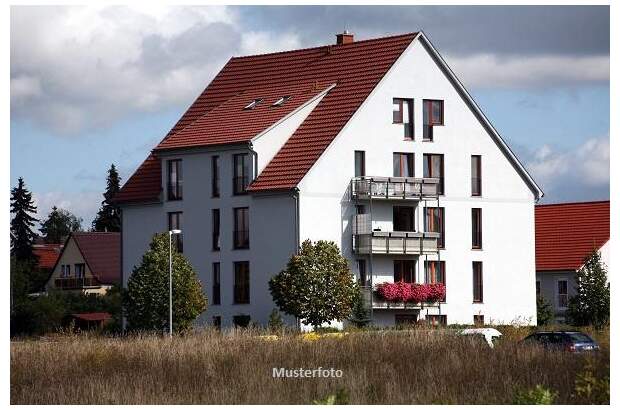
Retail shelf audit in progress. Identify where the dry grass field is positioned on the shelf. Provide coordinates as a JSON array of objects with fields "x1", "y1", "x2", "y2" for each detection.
[{"x1": 10, "y1": 326, "x2": 609, "y2": 405}]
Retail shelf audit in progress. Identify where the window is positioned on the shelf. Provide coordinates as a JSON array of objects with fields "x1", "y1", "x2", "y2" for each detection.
[
  {"x1": 233, "y1": 315, "x2": 251, "y2": 327},
  {"x1": 394, "y1": 260, "x2": 415, "y2": 283},
  {"x1": 61, "y1": 264, "x2": 70, "y2": 277},
  {"x1": 75, "y1": 263, "x2": 85, "y2": 279},
  {"x1": 473, "y1": 262, "x2": 483, "y2": 303},
  {"x1": 423, "y1": 154, "x2": 444, "y2": 194},
  {"x1": 233, "y1": 153, "x2": 250, "y2": 195},
  {"x1": 557, "y1": 280, "x2": 568, "y2": 308},
  {"x1": 393, "y1": 153, "x2": 414, "y2": 177},
  {"x1": 358, "y1": 259, "x2": 368, "y2": 286},
  {"x1": 472, "y1": 208, "x2": 482, "y2": 249},
  {"x1": 354, "y1": 150, "x2": 366, "y2": 177},
  {"x1": 395, "y1": 314, "x2": 418, "y2": 326},
  {"x1": 212, "y1": 156, "x2": 220, "y2": 197},
  {"x1": 355, "y1": 204, "x2": 366, "y2": 215},
  {"x1": 234, "y1": 262, "x2": 250, "y2": 304},
  {"x1": 424, "y1": 207, "x2": 445, "y2": 248},
  {"x1": 167, "y1": 159, "x2": 183, "y2": 200},
  {"x1": 212, "y1": 263, "x2": 221, "y2": 305},
  {"x1": 423, "y1": 99, "x2": 444, "y2": 141},
  {"x1": 425, "y1": 261, "x2": 446, "y2": 301},
  {"x1": 393, "y1": 206, "x2": 415, "y2": 232},
  {"x1": 474, "y1": 315, "x2": 484, "y2": 326},
  {"x1": 212, "y1": 209, "x2": 220, "y2": 251},
  {"x1": 426, "y1": 314, "x2": 447, "y2": 326},
  {"x1": 272, "y1": 96, "x2": 291, "y2": 106},
  {"x1": 168, "y1": 212, "x2": 183, "y2": 253},
  {"x1": 244, "y1": 99, "x2": 262, "y2": 110},
  {"x1": 536, "y1": 280, "x2": 541, "y2": 296},
  {"x1": 233, "y1": 207, "x2": 249, "y2": 249},
  {"x1": 392, "y1": 98, "x2": 414, "y2": 139},
  {"x1": 471, "y1": 155, "x2": 481, "y2": 196},
  {"x1": 212, "y1": 316, "x2": 221, "y2": 330}
]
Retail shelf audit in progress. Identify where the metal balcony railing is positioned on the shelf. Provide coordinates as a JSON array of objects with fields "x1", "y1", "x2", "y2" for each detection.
[
  {"x1": 359, "y1": 284, "x2": 442, "y2": 309},
  {"x1": 351, "y1": 176, "x2": 440, "y2": 200},
  {"x1": 54, "y1": 277, "x2": 99, "y2": 289}
]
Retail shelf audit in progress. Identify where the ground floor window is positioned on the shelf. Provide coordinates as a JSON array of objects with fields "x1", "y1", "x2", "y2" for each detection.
[
  {"x1": 212, "y1": 316, "x2": 221, "y2": 330},
  {"x1": 395, "y1": 313, "x2": 418, "y2": 326},
  {"x1": 557, "y1": 280, "x2": 568, "y2": 308},
  {"x1": 473, "y1": 315, "x2": 484, "y2": 326},
  {"x1": 233, "y1": 315, "x2": 251, "y2": 328},
  {"x1": 426, "y1": 314, "x2": 447, "y2": 326}
]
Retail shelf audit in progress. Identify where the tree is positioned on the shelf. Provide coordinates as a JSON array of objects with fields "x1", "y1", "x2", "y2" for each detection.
[
  {"x1": 92, "y1": 164, "x2": 122, "y2": 232},
  {"x1": 348, "y1": 286, "x2": 372, "y2": 328},
  {"x1": 268, "y1": 308, "x2": 284, "y2": 333},
  {"x1": 124, "y1": 233, "x2": 207, "y2": 333},
  {"x1": 40, "y1": 206, "x2": 82, "y2": 244},
  {"x1": 10, "y1": 177, "x2": 38, "y2": 261},
  {"x1": 536, "y1": 295, "x2": 554, "y2": 326},
  {"x1": 566, "y1": 251, "x2": 610, "y2": 328},
  {"x1": 269, "y1": 240, "x2": 358, "y2": 329}
]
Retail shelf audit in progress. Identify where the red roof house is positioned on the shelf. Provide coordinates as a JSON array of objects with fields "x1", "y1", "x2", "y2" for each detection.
[{"x1": 33, "y1": 243, "x2": 63, "y2": 271}]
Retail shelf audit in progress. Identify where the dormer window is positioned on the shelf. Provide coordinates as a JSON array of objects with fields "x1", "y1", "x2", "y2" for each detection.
[
  {"x1": 244, "y1": 99, "x2": 263, "y2": 110},
  {"x1": 272, "y1": 96, "x2": 291, "y2": 107}
]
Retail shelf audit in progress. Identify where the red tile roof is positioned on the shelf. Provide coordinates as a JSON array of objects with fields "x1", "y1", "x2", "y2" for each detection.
[
  {"x1": 115, "y1": 33, "x2": 417, "y2": 202},
  {"x1": 33, "y1": 244, "x2": 62, "y2": 271},
  {"x1": 536, "y1": 200, "x2": 610, "y2": 272},
  {"x1": 72, "y1": 232, "x2": 121, "y2": 285}
]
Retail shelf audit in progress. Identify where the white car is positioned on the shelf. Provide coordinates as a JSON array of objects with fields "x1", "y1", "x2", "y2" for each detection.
[{"x1": 458, "y1": 328, "x2": 503, "y2": 348}]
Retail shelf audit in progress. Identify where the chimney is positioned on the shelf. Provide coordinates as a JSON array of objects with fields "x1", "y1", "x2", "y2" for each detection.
[{"x1": 336, "y1": 30, "x2": 354, "y2": 45}]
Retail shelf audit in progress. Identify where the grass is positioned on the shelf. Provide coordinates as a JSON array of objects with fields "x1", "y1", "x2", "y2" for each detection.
[{"x1": 10, "y1": 326, "x2": 609, "y2": 404}]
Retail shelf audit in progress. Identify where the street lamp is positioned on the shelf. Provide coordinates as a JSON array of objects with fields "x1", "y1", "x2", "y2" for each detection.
[{"x1": 168, "y1": 229, "x2": 182, "y2": 337}]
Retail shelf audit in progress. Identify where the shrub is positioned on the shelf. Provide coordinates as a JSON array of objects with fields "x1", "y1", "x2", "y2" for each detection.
[
  {"x1": 566, "y1": 251, "x2": 609, "y2": 328},
  {"x1": 536, "y1": 296, "x2": 554, "y2": 326},
  {"x1": 268, "y1": 309, "x2": 284, "y2": 334},
  {"x1": 573, "y1": 358, "x2": 609, "y2": 404},
  {"x1": 513, "y1": 385, "x2": 557, "y2": 404}
]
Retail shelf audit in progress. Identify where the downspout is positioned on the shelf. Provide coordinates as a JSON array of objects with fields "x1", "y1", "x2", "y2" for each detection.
[
  {"x1": 292, "y1": 187, "x2": 300, "y2": 253},
  {"x1": 120, "y1": 208, "x2": 126, "y2": 332},
  {"x1": 248, "y1": 142, "x2": 258, "y2": 181}
]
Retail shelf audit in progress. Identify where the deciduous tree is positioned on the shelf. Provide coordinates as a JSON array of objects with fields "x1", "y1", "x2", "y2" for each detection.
[
  {"x1": 40, "y1": 206, "x2": 82, "y2": 244},
  {"x1": 567, "y1": 251, "x2": 609, "y2": 328}
]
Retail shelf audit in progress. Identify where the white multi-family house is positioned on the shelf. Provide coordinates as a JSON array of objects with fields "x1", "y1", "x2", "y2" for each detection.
[{"x1": 115, "y1": 31, "x2": 543, "y2": 328}]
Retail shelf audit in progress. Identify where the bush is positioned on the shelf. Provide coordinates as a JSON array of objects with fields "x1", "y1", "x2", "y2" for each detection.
[
  {"x1": 536, "y1": 296, "x2": 554, "y2": 326},
  {"x1": 566, "y1": 251, "x2": 609, "y2": 328},
  {"x1": 513, "y1": 385, "x2": 557, "y2": 404},
  {"x1": 268, "y1": 309, "x2": 284, "y2": 334}
]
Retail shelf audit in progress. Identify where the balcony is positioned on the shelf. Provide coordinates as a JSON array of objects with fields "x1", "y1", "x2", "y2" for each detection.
[
  {"x1": 359, "y1": 285, "x2": 442, "y2": 309},
  {"x1": 351, "y1": 176, "x2": 439, "y2": 201},
  {"x1": 54, "y1": 277, "x2": 99, "y2": 290}
]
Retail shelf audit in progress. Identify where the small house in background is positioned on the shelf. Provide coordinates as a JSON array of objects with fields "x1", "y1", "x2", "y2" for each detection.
[
  {"x1": 69, "y1": 312, "x2": 112, "y2": 331},
  {"x1": 535, "y1": 200, "x2": 610, "y2": 323},
  {"x1": 45, "y1": 232, "x2": 121, "y2": 295}
]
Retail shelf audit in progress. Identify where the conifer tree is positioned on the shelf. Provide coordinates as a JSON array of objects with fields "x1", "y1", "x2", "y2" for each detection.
[
  {"x1": 10, "y1": 177, "x2": 38, "y2": 261},
  {"x1": 567, "y1": 251, "x2": 610, "y2": 328},
  {"x1": 92, "y1": 164, "x2": 122, "y2": 232}
]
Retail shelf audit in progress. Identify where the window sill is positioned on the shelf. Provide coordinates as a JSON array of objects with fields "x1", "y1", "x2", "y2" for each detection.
[
  {"x1": 233, "y1": 247, "x2": 250, "y2": 251},
  {"x1": 472, "y1": 247, "x2": 483, "y2": 251},
  {"x1": 473, "y1": 301, "x2": 484, "y2": 304},
  {"x1": 422, "y1": 138, "x2": 433, "y2": 142},
  {"x1": 232, "y1": 302, "x2": 250, "y2": 305}
]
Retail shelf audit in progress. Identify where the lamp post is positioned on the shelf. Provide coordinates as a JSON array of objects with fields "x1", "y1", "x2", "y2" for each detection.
[{"x1": 168, "y1": 229, "x2": 182, "y2": 337}]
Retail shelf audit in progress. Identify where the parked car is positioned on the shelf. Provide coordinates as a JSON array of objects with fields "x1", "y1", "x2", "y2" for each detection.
[
  {"x1": 521, "y1": 331, "x2": 599, "y2": 352},
  {"x1": 458, "y1": 328, "x2": 502, "y2": 348}
]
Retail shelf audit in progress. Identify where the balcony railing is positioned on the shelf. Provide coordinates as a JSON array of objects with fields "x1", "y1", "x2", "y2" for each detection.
[
  {"x1": 54, "y1": 277, "x2": 99, "y2": 289},
  {"x1": 359, "y1": 285, "x2": 442, "y2": 309},
  {"x1": 351, "y1": 176, "x2": 440, "y2": 200}
]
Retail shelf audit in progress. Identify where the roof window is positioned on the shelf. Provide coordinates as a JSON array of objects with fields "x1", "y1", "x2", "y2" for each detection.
[
  {"x1": 244, "y1": 99, "x2": 263, "y2": 110},
  {"x1": 272, "y1": 96, "x2": 291, "y2": 107}
]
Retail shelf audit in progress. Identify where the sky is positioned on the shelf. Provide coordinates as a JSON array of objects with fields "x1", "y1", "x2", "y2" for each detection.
[{"x1": 10, "y1": 5, "x2": 610, "y2": 227}]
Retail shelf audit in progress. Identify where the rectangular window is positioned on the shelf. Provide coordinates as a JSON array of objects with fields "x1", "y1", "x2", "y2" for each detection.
[
  {"x1": 233, "y1": 153, "x2": 250, "y2": 195},
  {"x1": 234, "y1": 261, "x2": 250, "y2": 304},
  {"x1": 393, "y1": 153, "x2": 414, "y2": 177},
  {"x1": 473, "y1": 262, "x2": 483, "y2": 303},
  {"x1": 426, "y1": 314, "x2": 447, "y2": 326},
  {"x1": 395, "y1": 314, "x2": 418, "y2": 325},
  {"x1": 168, "y1": 212, "x2": 183, "y2": 253},
  {"x1": 354, "y1": 150, "x2": 366, "y2": 177},
  {"x1": 558, "y1": 280, "x2": 568, "y2": 308},
  {"x1": 355, "y1": 204, "x2": 366, "y2": 215},
  {"x1": 423, "y1": 154, "x2": 444, "y2": 195},
  {"x1": 233, "y1": 315, "x2": 251, "y2": 327},
  {"x1": 167, "y1": 159, "x2": 183, "y2": 201},
  {"x1": 212, "y1": 316, "x2": 221, "y2": 330},
  {"x1": 392, "y1": 98, "x2": 414, "y2": 139},
  {"x1": 61, "y1": 264, "x2": 70, "y2": 277},
  {"x1": 212, "y1": 209, "x2": 220, "y2": 251},
  {"x1": 471, "y1": 155, "x2": 482, "y2": 196},
  {"x1": 393, "y1": 206, "x2": 415, "y2": 232},
  {"x1": 474, "y1": 315, "x2": 484, "y2": 326},
  {"x1": 425, "y1": 207, "x2": 445, "y2": 248},
  {"x1": 212, "y1": 263, "x2": 221, "y2": 305},
  {"x1": 423, "y1": 99, "x2": 444, "y2": 141},
  {"x1": 394, "y1": 260, "x2": 415, "y2": 283},
  {"x1": 358, "y1": 259, "x2": 368, "y2": 286},
  {"x1": 74, "y1": 263, "x2": 85, "y2": 279},
  {"x1": 425, "y1": 260, "x2": 446, "y2": 302},
  {"x1": 472, "y1": 208, "x2": 482, "y2": 249},
  {"x1": 233, "y1": 207, "x2": 249, "y2": 249},
  {"x1": 212, "y1": 155, "x2": 220, "y2": 197}
]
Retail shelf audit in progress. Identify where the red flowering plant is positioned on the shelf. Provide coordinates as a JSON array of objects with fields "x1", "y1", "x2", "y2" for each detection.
[{"x1": 375, "y1": 282, "x2": 445, "y2": 304}]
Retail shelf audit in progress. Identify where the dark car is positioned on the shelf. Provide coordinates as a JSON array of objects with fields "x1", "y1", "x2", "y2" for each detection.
[{"x1": 522, "y1": 331, "x2": 600, "y2": 352}]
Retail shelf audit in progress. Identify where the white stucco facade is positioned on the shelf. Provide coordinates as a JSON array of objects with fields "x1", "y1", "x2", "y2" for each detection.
[{"x1": 120, "y1": 33, "x2": 540, "y2": 329}]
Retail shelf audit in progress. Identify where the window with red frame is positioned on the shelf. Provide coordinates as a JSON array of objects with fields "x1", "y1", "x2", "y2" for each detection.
[
  {"x1": 392, "y1": 98, "x2": 414, "y2": 140},
  {"x1": 426, "y1": 314, "x2": 447, "y2": 326},
  {"x1": 423, "y1": 99, "x2": 444, "y2": 141},
  {"x1": 393, "y1": 153, "x2": 414, "y2": 177},
  {"x1": 425, "y1": 260, "x2": 446, "y2": 302},
  {"x1": 394, "y1": 260, "x2": 415, "y2": 283}
]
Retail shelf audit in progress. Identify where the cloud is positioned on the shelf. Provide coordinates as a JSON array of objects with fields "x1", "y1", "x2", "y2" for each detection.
[
  {"x1": 32, "y1": 190, "x2": 103, "y2": 230},
  {"x1": 519, "y1": 136, "x2": 609, "y2": 202}
]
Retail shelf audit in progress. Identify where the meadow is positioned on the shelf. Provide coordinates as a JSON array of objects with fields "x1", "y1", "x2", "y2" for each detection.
[{"x1": 10, "y1": 326, "x2": 609, "y2": 405}]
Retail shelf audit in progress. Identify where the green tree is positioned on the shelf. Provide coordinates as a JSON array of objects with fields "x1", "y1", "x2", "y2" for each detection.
[
  {"x1": 269, "y1": 240, "x2": 358, "y2": 329},
  {"x1": 348, "y1": 286, "x2": 372, "y2": 328},
  {"x1": 92, "y1": 164, "x2": 122, "y2": 232},
  {"x1": 40, "y1": 206, "x2": 83, "y2": 244},
  {"x1": 268, "y1": 308, "x2": 284, "y2": 333},
  {"x1": 536, "y1": 295, "x2": 554, "y2": 326},
  {"x1": 566, "y1": 251, "x2": 610, "y2": 328},
  {"x1": 10, "y1": 177, "x2": 38, "y2": 261},
  {"x1": 124, "y1": 233, "x2": 207, "y2": 333}
]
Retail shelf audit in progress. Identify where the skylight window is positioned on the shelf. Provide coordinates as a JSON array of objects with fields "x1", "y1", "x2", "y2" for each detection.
[
  {"x1": 244, "y1": 99, "x2": 263, "y2": 110},
  {"x1": 272, "y1": 96, "x2": 291, "y2": 107}
]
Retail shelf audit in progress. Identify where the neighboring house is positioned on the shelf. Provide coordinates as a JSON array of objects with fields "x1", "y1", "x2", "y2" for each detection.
[
  {"x1": 115, "y1": 31, "x2": 543, "y2": 328},
  {"x1": 45, "y1": 232, "x2": 121, "y2": 295},
  {"x1": 33, "y1": 243, "x2": 63, "y2": 273},
  {"x1": 535, "y1": 200, "x2": 610, "y2": 323}
]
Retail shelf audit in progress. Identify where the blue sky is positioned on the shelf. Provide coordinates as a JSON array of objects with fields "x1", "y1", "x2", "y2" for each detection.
[{"x1": 10, "y1": 5, "x2": 610, "y2": 226}]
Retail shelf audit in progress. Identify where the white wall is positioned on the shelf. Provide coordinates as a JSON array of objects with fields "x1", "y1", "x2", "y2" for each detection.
[{"x1": 297, "y1": 38, "x2": 538, "y2": 326}]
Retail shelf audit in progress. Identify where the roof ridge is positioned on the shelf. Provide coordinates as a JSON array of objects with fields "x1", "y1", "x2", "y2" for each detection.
[
  {"x1": 536, "y1": 200, "x2": 610, "y2": 208},
  {"x1": 230, "y1": 32, "x2": 418, "y2": 60}
]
